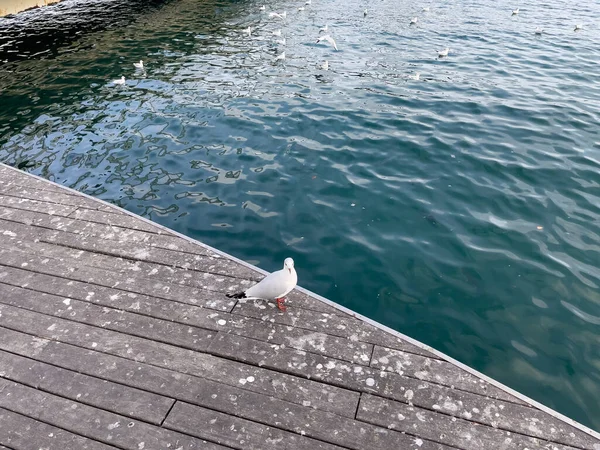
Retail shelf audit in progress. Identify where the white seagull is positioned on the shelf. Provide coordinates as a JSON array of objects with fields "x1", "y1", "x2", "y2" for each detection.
[
  {"x1": 319, "y1": 60, "x2": 329, "y2": 71},
  {"x1": 272, "y1": 29, "x2": 282, "y2": 36},
  {"x1": 319, "y1": 24, "x2": 328, "y2": 33},
  {"x1": 410, "y1": 72, "x2": 420, "y2": 80},
  {"x1": 438, "y1": 47, "x2": 449, "y2": 57},
  {"x1": 364, "y1": 9, "x2": 368, "y2": 17},
  {"x1": 227, "y1": 258, "x2": 297, "y2": 311},
  {"x1": 276, "y1": 38, "x2": 286, "y2": 45},
  {"x1": 269, "y1": 11, "x2": 287, "y2": 20},
  {"x1": 112, "y1": 76, "x2": 125, "y2": 85},
  {"x1": 422, "y1": 6, "x2": 430, "y2": 11},
  {"x1": 275, "y1": 51, "x2": 286, "y2": 61},
  {"x1": 512, "y1": 8, "x2": 519, "y2": 15},
  {"x1": 242, "y1": 26, "x2": 252, "y2": 36},
  {"x1": 298, "y1": 6, "x2": 305, "y2": 11},
  {"x1": 259, "y1": 5, "x2": 266, "y2": 10},
  {"x1": 133, "y1": 60, "x2": 144, "y2": 70},
  {"x1": 534, "y1": 27, "x2": 543, "y2": 35},
  {"x1": 574, "y1": 24, "x2": 582, "y2": 31},
  {"x1": 316, "y1": 34, "x2": 338, "y2": 50},
  {"x1": 305, "y1": 0, "x2": 312, "y2": 4},
  {"x1": 410, "y1": 17, "x2": 418, "y2": 25}
]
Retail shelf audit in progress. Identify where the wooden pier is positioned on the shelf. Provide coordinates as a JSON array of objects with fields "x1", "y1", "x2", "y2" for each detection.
[{"x1": 0, "y1": 162, "x2": 598, "y2": 450}]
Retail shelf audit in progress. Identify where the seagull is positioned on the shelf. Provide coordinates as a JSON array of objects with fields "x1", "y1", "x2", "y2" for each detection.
[
  {"x1": 316, "y1": 34, "x2": 338, "y2": 50},
  {"x1": 534, "y1": 27, "x2": 543, "y2": 35},
  {"x1": 438, "y1": 47, "x2": 449, "y2": 57},
  {"x1": 422, "y1": 6, "x2": 430, "y2": 11},
  {"x1": 272, "y1": 29, "x2": 282, "y2": 36},
  {"x1": 275, "y1": 38, "x2": 286, "y2": 45},
  {"x1": 242, "y1": 26, "x2": 252, "y2": 36},
  {"x1": 410, "y1": 72, "x2": 420, "y2": 80},
  {"x1": 259, "y1": 5, "x2": 266, "y2": 10},
  {"x1": 364, "y1": 9, "x2": 368, "y2": 17},
  {"x1": 133, "y1": 60, "x2": 144, "y2": 70},
  {"x1": 410, "y1": 17, "x2": 418, "y2": 25},
  {"x1": 319, "y1": 60, "x2": 329, "y2": 71},
  {"x1": 305, "y1": 0, "x2": 311, "y2": 4},
  {"x1": 112, "y1": 76, "x2": 125, "y2": 85},
  {"x1": 226, "y1": 258, "x2": 297, "y2": 311},
  {"x1": 512, "y1": 8, "x2": 519, "y2": 15},
  {"x1": 269, "y1": 11, "x2": 287, "y2": 20},
  {"x1": 319, "y1": 24, "x2": 328, "y2": 33},
  {"x1": 298, "y1": 6, "x2": 305, "y2": 11},
  {"x1": 275, "y1": 51, "x2": 286, "y2": 61},
  {"x1": 574, "y1": 24, "x2": 582, "y2": 31}
]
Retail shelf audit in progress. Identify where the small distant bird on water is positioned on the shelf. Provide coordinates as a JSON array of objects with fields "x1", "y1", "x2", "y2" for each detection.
[
  {"x1": 574, "y1": 24, "x2": 582, "y2": 31},
  {"x1": 133, "y1": 60, "x2": 144, "y2": 70},
  {"x1": 305, "y1": 0, "x2": 312, "y2": 4},
  {"x1": 512, "y1": 8, "x2": 519, "y2": 15},
  {"x1": 226, "y1": 258, "x2": 297, "y2": 311},
  {"x1": 319, "y1": 60, "x2": 329, "y2": 71},
  {"x1": 272, "y1": 29, "x2": 282, "y2": 36},
  {"x1": 438, "y1": 47, "x2": 449, "y2": 57},
  {"x1": 364, "y1": 9, "x2": 368, "y2": 17},
  {"x1": 422, "y1": 6, "x2": 430, "y2": 11},
  {"x1": 259, "y1": 5, "x2": 266, "y2": 10},
  {"x1": 410, "y1": 17, "x2": 418, "y2": 25},
  {"x1": 298, "y1": 6, "x2": 305, "y2": 11},
  {"x1": 316, "y1": 34, "x2": 338, "y2": 50},
  {"x1": 269, "y1": 11, "x2": 287, "y2": 20},
  {"x1": 410, "y1": 72, "x2": 420, "y2": 80},
  {"x1": 275, "y1": 51, "x2": 286, "y2": 61},
  {"x1": 319, "y1": 23, "x2": 328, "y2": 33},
  {"x1": 276, "y1": 38, "x2": 286, "y2": 45},
  {"x1": 113, "y1": 76, "x2": 125, "y2": 85},
  {"x1": 242, "y1": 26, "x2": 252, "y2": 36},
  {"x1": 534, "y1": 27, "x2": 543, "y2": 35}
]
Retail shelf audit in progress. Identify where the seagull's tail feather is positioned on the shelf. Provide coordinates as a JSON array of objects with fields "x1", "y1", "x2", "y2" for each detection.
[{"x1": 226, "y1": 291, "x2": 247, "y2": 299}]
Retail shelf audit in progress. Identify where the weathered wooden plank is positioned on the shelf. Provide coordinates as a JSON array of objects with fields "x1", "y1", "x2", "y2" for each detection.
[
  {"x1": 357, "y1": 394, "x2": 581, "y2": 450},
  {"x1": 208, "y1": 332, "x2": 558, "y2": 438},
  {"x1": 0, "y1": 407, "x2": 118, "y2": 450},
  {"x1": 0, "y1": 194, "x2": 78, "y2": 217},
  {"x1": 166, "y1": 400, "x2": 456, "y2": 450},
  {"x1": 370, "y1": 345, "x2": 516, "y2": 401},
  {"x1": 0, "y1": 307, "x2": 359, "y2": 417},
  {"x1": 0, "y1": 165, "x2": 73, "y2": 195},
  {"x1": 0, "y1": 204, "x2": 215, "y2": 256},
  {"x1": 0, "y1": 379, "x2": 230, "y2": 450},
  {"x1": 0, "y1": 326, "x2": 360, "y2": 429},
  {"x1": 4, "y1": 185, "x2": 113, "y2": 212},
  {"x1": 0, "y1": 265, "x2": 372, "y2": 364},
  {"x1": 0, "y1": 349, "x2": 174, "y2": 425},
  {"x1": 0, "y1": 283, "x2": 214, "y2": 353},
  {"x1": 233, "y1": 299, "x2": 446, "y2": 362},
  {"x1": 0, "y1": 244, "x2": 235, "y2": 312},
  {"x1": 68, "y1": 208, "x2": 163, "y2": 233},
  {"x1": 164, "y1": 401, "x2": 347, "y2": 450}
]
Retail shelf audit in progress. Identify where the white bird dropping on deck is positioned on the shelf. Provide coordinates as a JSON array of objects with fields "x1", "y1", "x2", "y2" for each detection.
[
  {"x1": 113, "y1": 76, "x2": 125, "y2": 85},
  {"x1": 226, "y1": 258, "x2": 297, "y2": 311},
  {"x1": 133, "y1": 60, "x2": 144, "y2": 70},
  {"x1": 438, "y1": 47, "x2": 449, "y2": 57},
  {"x1": 316, "y1": 35, "x2": 338, "y2": 50}
]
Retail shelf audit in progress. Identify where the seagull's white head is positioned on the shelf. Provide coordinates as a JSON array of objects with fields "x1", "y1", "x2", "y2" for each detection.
[{"x1": 284, "y1": 257, "x2": 295, "y2": 273}]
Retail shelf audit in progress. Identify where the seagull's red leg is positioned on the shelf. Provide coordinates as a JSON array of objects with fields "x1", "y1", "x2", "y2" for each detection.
[{"x1": 276, "y1": 297, "x2": 287, "y2": 312}]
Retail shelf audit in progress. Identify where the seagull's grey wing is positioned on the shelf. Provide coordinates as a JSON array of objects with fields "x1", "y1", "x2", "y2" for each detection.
[
  {"x1": 245, "y1": 269, "x2": 290, "y2": 299},
  {"x1": 325, "y1": 35, "x2": 338, "y2": 50}
]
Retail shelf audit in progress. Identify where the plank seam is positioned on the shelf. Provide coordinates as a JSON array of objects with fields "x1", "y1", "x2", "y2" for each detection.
[
  {"x1": 160, "y1": 399, "x2": 177, "y2": 427},
  {"x1": 1, "y1": 163, "x2": 598, "y2": 440}
]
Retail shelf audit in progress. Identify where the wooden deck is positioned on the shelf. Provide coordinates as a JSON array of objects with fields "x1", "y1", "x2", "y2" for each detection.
[{"x1": 0, "y1": 162, "x2": 598, "y2": 450}]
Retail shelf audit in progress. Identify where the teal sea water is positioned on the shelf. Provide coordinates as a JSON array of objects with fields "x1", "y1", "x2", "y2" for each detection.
[{"x1": 1, "y1": 0, "x2": 600, "y2": 431}]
